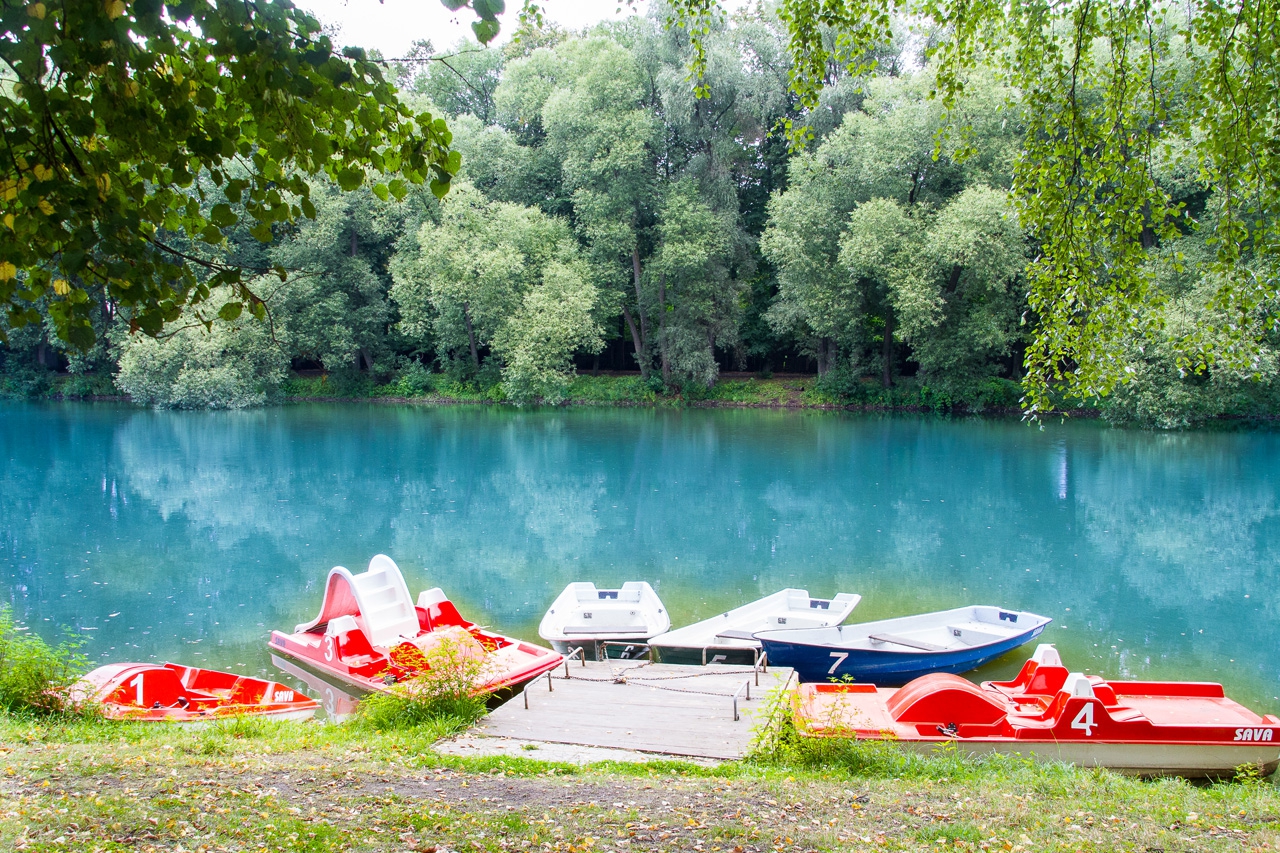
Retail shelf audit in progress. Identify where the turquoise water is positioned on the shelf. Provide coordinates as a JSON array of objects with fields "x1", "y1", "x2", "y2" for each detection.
[{"x1": 2, "y1": 401, "x2": 1278, "y2": 709}]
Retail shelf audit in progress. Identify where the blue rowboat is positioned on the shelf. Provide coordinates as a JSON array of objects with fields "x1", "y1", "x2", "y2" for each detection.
[{"x1": 754, "y1": 605, "x2": 1051, "y2": 685}]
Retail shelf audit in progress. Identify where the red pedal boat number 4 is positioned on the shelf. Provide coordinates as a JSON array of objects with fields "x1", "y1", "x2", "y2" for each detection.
[{"x1": 796, "y1": 644, "x2": 1280, "y2": 777}]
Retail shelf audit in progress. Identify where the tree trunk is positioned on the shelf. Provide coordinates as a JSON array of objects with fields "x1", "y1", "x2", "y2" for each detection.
[
  {"x1": 658, "y1": 273, "x2": 671, "y2": 385},
  {"x1": 462, "y1": 303, "x2": 480, "y2": 369},
  {"x1": 882, "y1": 306, "x2": 894, "y2": 388},
  {"x1": 631, "y1": 248, "x2": 649, "y2": 350},
  {"x1": 816, "y1": 337, "x2": 829, "y2": 377},
  {"x1": 359, "y1": 347, "x2": 374, "y2": 372},
  {"x1": 706, "y1": 326, "x2": 716, "y2": 388},
  {"x1": 621, "y1": 306, "x2": 647, "y2": 378},
  {"x1": 36, "y1": 340, "x2": 49, "y2": 369}
]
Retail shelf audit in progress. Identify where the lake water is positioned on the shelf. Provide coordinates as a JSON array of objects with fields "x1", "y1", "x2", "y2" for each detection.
[{"x1": 2, "y1": 401, "x2": 1278, "y2": 710}]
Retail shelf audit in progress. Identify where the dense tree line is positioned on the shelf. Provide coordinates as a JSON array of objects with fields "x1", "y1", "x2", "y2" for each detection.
[{"x1": 3, "y1": 3, "x2": 1278, "y2": 427}]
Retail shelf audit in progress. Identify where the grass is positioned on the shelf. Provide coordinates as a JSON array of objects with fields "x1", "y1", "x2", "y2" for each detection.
[{"x1": 3, "y1": 708, "x2": 1280, "y2": 853}]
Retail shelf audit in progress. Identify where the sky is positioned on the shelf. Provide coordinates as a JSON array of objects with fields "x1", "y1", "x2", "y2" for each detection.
[{"x1": 293, "y1": 0, "x2": 651, "y2": 59}]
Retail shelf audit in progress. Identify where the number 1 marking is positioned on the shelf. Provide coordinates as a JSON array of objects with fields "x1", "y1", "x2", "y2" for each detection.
[
  {"x1": 828, "y1": 652, "x2": 849, "y2": 675},
  {"x1": 133, "y1": 676, "x2": 143, "y2": 707}
]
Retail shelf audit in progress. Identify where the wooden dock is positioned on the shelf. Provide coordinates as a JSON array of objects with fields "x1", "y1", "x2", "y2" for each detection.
[{"x1": 470, "y1": 659, "x2": 795, "y2": 761}]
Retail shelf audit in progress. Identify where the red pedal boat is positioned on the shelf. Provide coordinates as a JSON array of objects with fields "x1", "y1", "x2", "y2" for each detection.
[
  {"x1": 794, "y1": 644, "x2": 1280, "y2": 777},
  {"x1": 73, "y1": 663, "x2": 318, "y2": 722},
  {"x1": 268, "y1": 555, "x2": 563, "y2": 695}
]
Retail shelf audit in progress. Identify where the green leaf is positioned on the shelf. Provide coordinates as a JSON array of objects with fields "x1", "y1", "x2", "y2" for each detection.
[
  {"x1": 217, "y1": 301, "x2": 244, "y2": 321},
  {"x1": 473, "y1": 0, "x2": 505, "y2": 19},
  {"x1": 472, "y1": 18, "x2": 500, "y2": 44},
  {"x1": 210, "y1": 203, "x2": 237, "y2": 227},
  {"x1": 336, "y1": 166, "x2": 364, "y2": 192},
  {"x1": 388, "y1": 178, "x2": 409, "y2": 200},
  {"x1": 372, "y1": 183, "x2": 389, "y2": 202}
]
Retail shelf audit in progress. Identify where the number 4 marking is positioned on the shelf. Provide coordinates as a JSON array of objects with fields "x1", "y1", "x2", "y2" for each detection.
[
  {"x1": 828, "y1": 652, "x2": 849, "y2": 675},
  {"x1": 1071, "y1": 703, "x2": 1096, "y2": 737}
]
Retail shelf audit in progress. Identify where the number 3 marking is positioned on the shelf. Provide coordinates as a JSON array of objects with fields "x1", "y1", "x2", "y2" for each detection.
[
  {"x1": 828, "y1": 652, "x2": 849, "y2": 675},
  {"x1": 323, "y1": 635, "x2": 336, "y2": 662},
  {"x1": 1071, "y1": 704, "x2": 1095, "y2": 737}
]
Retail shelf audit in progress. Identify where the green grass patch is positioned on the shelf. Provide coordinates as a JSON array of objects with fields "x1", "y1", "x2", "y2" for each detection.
[{"x1": 565, "y1": 374, "x2": 659, "y2": 404}]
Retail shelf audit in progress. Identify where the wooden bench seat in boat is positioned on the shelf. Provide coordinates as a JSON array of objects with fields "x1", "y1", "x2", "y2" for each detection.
[
  {"x1": 562, "y1": 625, "x2": 647, "y2": 635},
  {"x1": 714, "y1": 629, "x2": 759, "y2": 641},
  {"x1": 868, "y1": 633, "x2": 948, "y2": 652}
]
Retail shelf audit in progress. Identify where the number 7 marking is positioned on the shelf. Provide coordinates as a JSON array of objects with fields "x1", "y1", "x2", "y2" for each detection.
[{"x1": 828, "y1": 652, "x2": 849, "y2": 674}]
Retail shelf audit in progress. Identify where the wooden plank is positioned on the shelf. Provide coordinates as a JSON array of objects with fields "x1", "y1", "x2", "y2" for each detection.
[
  {"x1": 477, "y1": 662, "x2": 793, "y2": 760},
  {"x1": 868, "y1": 633, "x2": 947, "y2": 652}
]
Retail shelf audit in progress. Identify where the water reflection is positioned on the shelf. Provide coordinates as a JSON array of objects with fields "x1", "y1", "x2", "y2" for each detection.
[{"x1": 1, "y1": 402, "x2": 1277, "y2": 709}]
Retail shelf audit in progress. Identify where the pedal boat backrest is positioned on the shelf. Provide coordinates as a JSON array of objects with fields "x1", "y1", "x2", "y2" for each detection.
[
  {"x1": 987, "y1": 643, "x2": 1069, "y2": 698},
  {"x1": 294, "y1": 554, "x2": 419, "y2": 649}
]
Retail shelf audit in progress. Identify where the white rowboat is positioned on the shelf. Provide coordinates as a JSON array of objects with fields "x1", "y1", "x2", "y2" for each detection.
[
  {"x1": 649, "y1": 588, "x2": 861, "y2": 666},
  {"x1": 538, "y1": 582, "x2": 670, "y2": 660}
]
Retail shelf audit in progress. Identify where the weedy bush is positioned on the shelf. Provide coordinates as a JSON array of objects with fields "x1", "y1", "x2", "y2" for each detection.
[
  {"x1": 746, "y1": 684, "x2": 1036, "y2": 782},
  {"x1": 356, "y1": 631, "x2": 489, "y2": 732},
  {"x1": 0, "y1": 606, "x2": 89, "y2": 715}
]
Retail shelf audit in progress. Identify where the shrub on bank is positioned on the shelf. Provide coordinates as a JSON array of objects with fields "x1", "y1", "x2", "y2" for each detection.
[
  {"x1": 0, "y1": 606, "x2": 89, "y2": 715},
  {"x1": 355, "y1": 634, "x2": 489, "y2": 732}
]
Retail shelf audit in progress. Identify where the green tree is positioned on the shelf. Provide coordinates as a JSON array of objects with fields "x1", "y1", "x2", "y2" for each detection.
[
  {"x1": 668, "y1": 0, "x2": 1280, "y2": 412},
  {"x1": 492, "y1": 257, "x2": 604, "y2": 404},
  {"x1": 397, "y1": 39, "x2": 506, "y2": 123},
  {"x1": 763, "y1": 70, "x2": 1017, "y2": 386},
  {"x1": 390, "y1": 183, "x2": 598, "y2": 398},
  {"x1": 1, "y1": 0, "x2": 463, "y2": 347},
  {"x1": 114, "y1": 288, "x2": 289, "y2": 408},
  {"x1": 650, "y1": 180, "x2": 739, "y2": 387},
  {"x1": 269, "y1": 181, "x2": 419, "y2": 374},
  {"x1": 542, "y1": 35, "x2": 662, "y2": 376}
]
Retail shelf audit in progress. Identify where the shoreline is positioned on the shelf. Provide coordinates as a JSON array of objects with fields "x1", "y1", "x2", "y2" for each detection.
[{"x1": 2, "y1": 713, "x2": 1277, "y2": 852}]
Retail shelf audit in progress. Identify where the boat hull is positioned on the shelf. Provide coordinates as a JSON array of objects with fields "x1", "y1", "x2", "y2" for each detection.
[
  {"x1": 765, "y1": 626, "x2": 1046, "y2": 684},
  {"x1": 649, "y1": 588, "x2": 861, "y2": 667},
  {"x1": 74, "y1": 663, "x2": 319, "y2": 723},
  {"x1": 549, "y1": 638, "x2": 653, "y2": 661},
  {"x1": 791, "y1": 650, "x2": 1280, "y2": 779},
  {"x1": 883, "y1": 738, "x2": 1280, "y2": 778},
  {"x1": 651, "y1": 643, "x2": 761, "y2": 667},
  {"x1": 757, "y1": 606, "x2": 1050, "y2": 684}
]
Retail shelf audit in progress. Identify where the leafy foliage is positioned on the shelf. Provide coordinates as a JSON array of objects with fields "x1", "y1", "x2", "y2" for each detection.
[
  {"x1": 668, "y1": 0, "x2": 1280, "y2": 413},
  {"x1": 355, "y1": 632, "x2": 488, "y2": 731},
  {"x1": 1, "y1": 0, "x2": 459, "y2": 346},
  {"x1": 0, "y1": 605, "x2": 88, "y2": 715},
  {"x1": 114, "y1": 288, "x2": 289, "y2": 408}
]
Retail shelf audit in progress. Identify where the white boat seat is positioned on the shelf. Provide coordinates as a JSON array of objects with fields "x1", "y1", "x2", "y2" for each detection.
[
  {"x1": 868, "y1": 633, "x2": 947, "y2": 652},
  {"x1": 946, "y1": 625, "x2": 1007, "y2": 645},
  {"x1": 325, "y1": 615, "x2": 359, "y2": 638},
  {"x1": 562, "y1": 626, "x2": 646, "y2": 635},
  {"x1": 1029, "y1": 644, "x2": 1063, "y2": 667},
  {"x1": 714, "y1": 629, "x2": 759, "y2": 641},
  {"x1": 1062, "y1": 673, "x2": 1095, "y2": 699}
]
